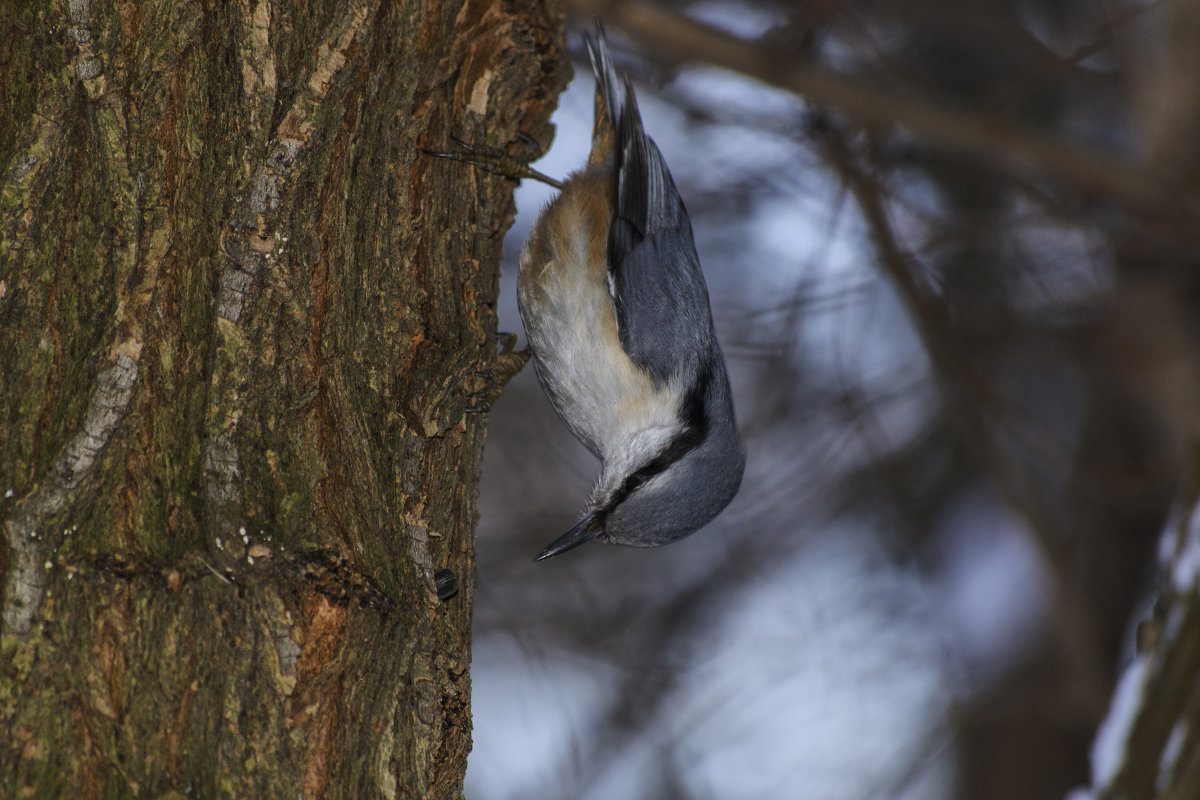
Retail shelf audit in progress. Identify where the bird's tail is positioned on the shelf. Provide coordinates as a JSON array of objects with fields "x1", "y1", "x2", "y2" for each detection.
[{"x1": 584, "y1": 23, "x2": 626, "y2": 168}]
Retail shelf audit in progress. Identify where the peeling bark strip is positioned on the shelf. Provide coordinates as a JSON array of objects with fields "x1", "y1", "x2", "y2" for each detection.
[
  {"x1": 4, "y1": 352, "x2": 140, "y2": 634},
  {"x1": 0, "y1": 1, "x2": 568, "y2": 797}
]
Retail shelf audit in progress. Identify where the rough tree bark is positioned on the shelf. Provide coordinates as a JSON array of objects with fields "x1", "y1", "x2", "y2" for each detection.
[{"x1": 0, "y1": 0, "x2": 567, "y2": 796}]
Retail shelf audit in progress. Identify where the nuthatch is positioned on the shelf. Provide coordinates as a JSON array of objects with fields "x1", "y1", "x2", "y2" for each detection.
[{"x1": 431, "y1": 24, "x2": 744, "y2": 560}]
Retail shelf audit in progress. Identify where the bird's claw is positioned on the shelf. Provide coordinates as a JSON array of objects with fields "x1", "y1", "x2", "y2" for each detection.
[
  {"x1": 423, "y1": 136, "x2": 563, "y2": 190},
  {"x1": 466, "y1": 333, "x2": 531, "y2": 413}
]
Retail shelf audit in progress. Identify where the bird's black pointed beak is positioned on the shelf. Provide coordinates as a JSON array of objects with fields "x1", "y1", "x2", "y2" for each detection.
[{"x1": 534, "y1": 515, "x2": 602, "y2": 562}]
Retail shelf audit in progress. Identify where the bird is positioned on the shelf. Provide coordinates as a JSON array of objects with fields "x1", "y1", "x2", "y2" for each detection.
[{"x1": 429, "y1": 23, "x2": 744, "y2": 560}]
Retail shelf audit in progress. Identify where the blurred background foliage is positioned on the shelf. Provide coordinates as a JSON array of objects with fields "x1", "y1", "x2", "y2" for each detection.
[{"x1": 466, "y1": 1, "x2": 1199, "y2": 797}]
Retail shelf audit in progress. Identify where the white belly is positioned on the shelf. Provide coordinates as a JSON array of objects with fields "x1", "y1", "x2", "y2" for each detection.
[{"x1": 517, "y1": 179, "x2": 680, "y2": 466}]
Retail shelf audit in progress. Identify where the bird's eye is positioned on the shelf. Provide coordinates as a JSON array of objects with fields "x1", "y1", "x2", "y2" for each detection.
[{"x1": 625, "y1": 474, "x2": 647, "y2": 492}]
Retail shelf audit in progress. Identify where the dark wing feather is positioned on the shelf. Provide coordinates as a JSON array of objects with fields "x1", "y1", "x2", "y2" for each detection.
[
  {"x1": 585, "y1": 24, "x2": 717, "y2": 384},
  {"x1": 607, "y1": 79, "x2": 716, "y2": 385}
]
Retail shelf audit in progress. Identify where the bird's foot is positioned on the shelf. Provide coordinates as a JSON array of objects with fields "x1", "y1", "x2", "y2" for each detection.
[
  {"x1": 467, "y1": 333, "x2": 531, "y2": 413},
  {"x1": 423, "y1": 135, "x2": 563, "y2": 190}
]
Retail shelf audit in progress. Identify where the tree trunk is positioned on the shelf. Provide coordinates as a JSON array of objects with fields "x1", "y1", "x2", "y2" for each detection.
[{"x1": 0, "y1": 1, "x2": 566, "y2": 796}]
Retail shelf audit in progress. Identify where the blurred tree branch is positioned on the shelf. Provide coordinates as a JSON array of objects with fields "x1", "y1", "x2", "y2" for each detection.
[
  {"x1": 576, "y1": 0, "x2": 1199, "y2": 222},
  {"x1": 1088, "y1": 472, "x2": 1200, "y2": 800}
]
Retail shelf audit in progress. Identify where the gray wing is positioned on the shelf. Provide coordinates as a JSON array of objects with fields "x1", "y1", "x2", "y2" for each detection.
[{"x1": 608, "y1": 79, "x2": 716, "y2": 386}]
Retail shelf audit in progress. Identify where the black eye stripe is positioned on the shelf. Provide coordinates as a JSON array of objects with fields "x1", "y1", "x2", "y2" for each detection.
[{"x1": 602, "y1": 361, "x2": 713, "y2": 515}]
